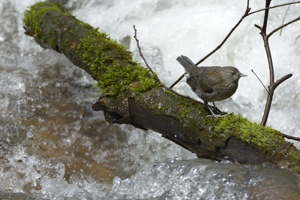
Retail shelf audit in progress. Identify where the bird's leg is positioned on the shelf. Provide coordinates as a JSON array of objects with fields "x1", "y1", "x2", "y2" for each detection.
[
  {"x1": 205, "y1": 102, "x2": 225, "y2": 118},
  {"x1": 212, "y1": 102, "x2": 222, "y2": 113},
  {"x1": 205, "y1": 101, "x2": 217, "y2": 117}
]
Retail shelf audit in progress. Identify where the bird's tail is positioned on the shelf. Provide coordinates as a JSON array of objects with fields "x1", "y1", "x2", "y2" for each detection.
[{"x1": 176, "y1": 55, "x2": 196, "y2": 72}]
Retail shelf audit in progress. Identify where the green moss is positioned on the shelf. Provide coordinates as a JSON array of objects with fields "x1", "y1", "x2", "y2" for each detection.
[
  {"x1": 77, "y1": 33, "x2": 160, "y2": 96},
  {"x1": 215, "y1": 114, "x2": 285, "y2": 149},
  {"x1": 23, "y1": 2, "x2": 160, "y2": 97},
  {"x1": 23, "y1": 2, "x2": 69, "y2": 37},
  {"x1": 202, "y1": 114, "x2": 300, "y2": 164}
]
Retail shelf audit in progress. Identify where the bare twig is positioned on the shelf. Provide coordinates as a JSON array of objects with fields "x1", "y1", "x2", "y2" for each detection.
[
  {"x1": 261, "y1": 0, "x2": 271, "y2": 33},
  {"x1": 195, "y1": 0, "x2": 251, "y2": 65},
  {"x1": 133, "y1": 25, "x2": 164, "y2": 86},
  {"x1": 255, "y1": 0, "x2": 272, "y2": 126},
  {"x1": 248, "y1": 1, "x2": 300, "y2": 16},
  {"x1": 169, "y1": 73, "x2": 186, "y2": 89},
  {"x1": 133, "y1": 25, "x2": 202, "y2": 103},
  {"x1": 170, "y1": 0, "x2": 251, "y2": 88},
  {"x1": 272, "y1": 73, "x2": 293, "y2": 90},
  {"x1": 280, "y1": 132, "x2": 300, "y2": 142},
  {"x1": 280, "y1": 2, "x2": 292, "y2": 35},
  {"x1": 252, "y1": 66, "x2": 293, "y2": 95},
  {"x1": 256, "y1": 0, "x2": 296, "y2": 126},
  {"x1": 268, "y1": 16, "x2": 300, "y2": 38},
  {"x1": 251, "y1": 69, "x2": 269, "y2": 94}
]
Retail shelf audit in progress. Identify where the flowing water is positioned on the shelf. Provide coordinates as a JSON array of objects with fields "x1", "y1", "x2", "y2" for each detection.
[{"x1": 0, "y1": 0, "x2": 299, "y2": 199}]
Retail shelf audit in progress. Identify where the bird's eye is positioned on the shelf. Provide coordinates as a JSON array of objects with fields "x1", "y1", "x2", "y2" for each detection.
[{"x1": 231, "y1": 71, "x2": 236, "y2": 75}]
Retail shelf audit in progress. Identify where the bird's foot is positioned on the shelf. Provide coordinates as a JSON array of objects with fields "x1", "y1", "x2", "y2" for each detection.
[
  {"x1": 206, "y1": 113, "x2": 227, "y2": 118},
  {"x1": 206, "y1": 102, "x2": 227, "y2": 118}
]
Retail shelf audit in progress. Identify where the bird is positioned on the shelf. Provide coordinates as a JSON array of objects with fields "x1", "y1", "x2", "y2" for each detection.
[{"x1": 176, "y1": 55, "x2": 246, "y2": 117}]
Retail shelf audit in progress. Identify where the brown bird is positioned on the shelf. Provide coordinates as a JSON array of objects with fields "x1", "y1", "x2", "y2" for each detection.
[{"x1": 177, "y1": 55, "x2": 246, "y2": 117}]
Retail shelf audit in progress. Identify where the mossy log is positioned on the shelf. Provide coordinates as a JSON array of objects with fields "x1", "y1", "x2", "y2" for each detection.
[{"x1": 23, "y1": 2, "x2": 300, "y2": 172}]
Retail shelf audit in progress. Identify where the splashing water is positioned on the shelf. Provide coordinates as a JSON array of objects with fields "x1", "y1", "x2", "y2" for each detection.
[{"x1": 0, "y1": 0, "x2": 299, "y2": 199}]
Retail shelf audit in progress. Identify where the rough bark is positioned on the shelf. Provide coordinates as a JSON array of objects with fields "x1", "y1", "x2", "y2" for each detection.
[{"x1": 23, "y1": 2, "x2": 300, "y2": 172}]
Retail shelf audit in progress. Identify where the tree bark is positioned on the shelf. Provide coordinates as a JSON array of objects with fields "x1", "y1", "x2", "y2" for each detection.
[{"x1": 23, "y1": 2, "x2": 300, "y2": 172}]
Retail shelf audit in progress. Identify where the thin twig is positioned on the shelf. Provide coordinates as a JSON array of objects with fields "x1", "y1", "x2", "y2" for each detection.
[
  {"x1": 133, "y1": 25, "x2": 164, "y2": 86},
  {"x1": 248, "y1": 1, "x2": 300, "y2": 16},
  {"x1": 268, "y1": 16, "x2": 300, "y2": 38},
  {"x1": 259, "y1": 38, "x2": 274, "y2": 126},
  {"x1": 256, "y1": 0, "x2": 297, "y2": 126},
  {"x1": 280, "y1": 132, "x2": 300, "y2": 142},
  {"x1": 256, "y1": 0, "x2": 273, "y2": 126},
  {"x1": 272, "y1": 73, "x2": 293, "y2": 90},
  {"x1": 170, "y1": 0, "x2": 251, "y2": 88},
  {"x1": 251, "y1": 69, "x2": 270, "y2": 95},
  {"x1": 262, "y1": 0, "x2": 271, "y2": 33},
  {"x1": 195, "y1": 0, "x2": 251, "y2": 65},
  {"x1": 133, "y1": 25, "x2": 202, "y2": 103},
  {"x1": 169, "y1": 73, "x2": 186, "y2": 89},
  {"x1": 280, "y1": 2, "x2": 292, "y2": 36},
  {"x1": 254, "y1": 24, "x2": 262, "y2": 30}
]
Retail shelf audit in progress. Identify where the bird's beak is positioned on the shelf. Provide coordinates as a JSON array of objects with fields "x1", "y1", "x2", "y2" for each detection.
[{"x1": 240, "y1": 73, "x2": 247, "y2": 77}]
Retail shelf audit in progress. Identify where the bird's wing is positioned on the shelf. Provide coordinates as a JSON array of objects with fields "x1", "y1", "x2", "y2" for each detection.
[
  {"x1": 187, "y1": 75, "x2": 214, "y2": 93},
  {"x1": 199, "y1": 67, "x2": 225, "y2": 87}
]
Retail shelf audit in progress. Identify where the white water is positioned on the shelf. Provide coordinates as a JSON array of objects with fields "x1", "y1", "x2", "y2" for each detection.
[{"x1": 0, "y1": 0, "x2": 299, "y2": 199}]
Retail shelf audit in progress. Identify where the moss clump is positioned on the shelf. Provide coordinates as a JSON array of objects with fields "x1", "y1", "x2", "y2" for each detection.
[
  {"x1": 23, "y1": 2, "x2": 160, "y2": 97},
  {"x1": 23, "y1": 2, "x2": 70, "y2": 39},
  {"x1": 213, "y1": 114, "x2": 285, "y2": 149},
  {"x1": 203, "y1": 114, "x2": 300, "y2": 164},
  {"x1": 77, "y1": 33, "x2": 160, "y2": 96}
]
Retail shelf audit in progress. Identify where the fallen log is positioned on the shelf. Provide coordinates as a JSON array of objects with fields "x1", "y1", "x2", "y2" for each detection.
[{"x1": 23, "y1": 2, "x2": 300, "y2": 172}]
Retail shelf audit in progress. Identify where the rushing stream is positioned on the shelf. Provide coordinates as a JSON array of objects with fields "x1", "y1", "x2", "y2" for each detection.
[{"x1": 0, "y1": 0, "x2": 299, "y2": 199}]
